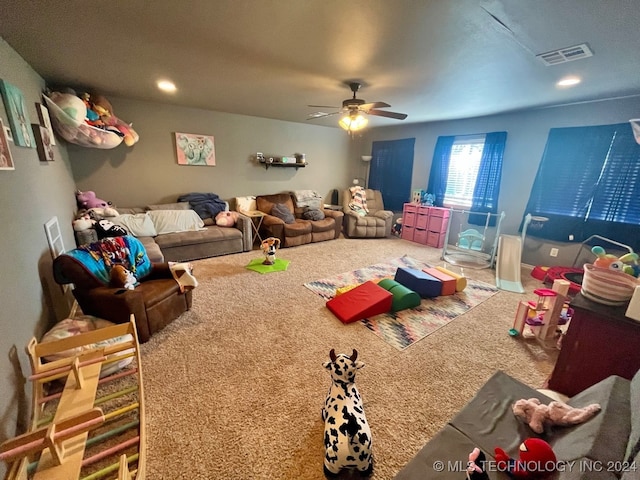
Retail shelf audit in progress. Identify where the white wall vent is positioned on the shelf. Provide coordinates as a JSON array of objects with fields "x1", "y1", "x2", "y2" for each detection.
[{"x1": 536, "y1": 43, "x2": 593, "y2": 66}]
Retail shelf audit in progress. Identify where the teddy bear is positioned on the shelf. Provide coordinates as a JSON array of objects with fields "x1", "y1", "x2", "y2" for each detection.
[
  {"x1": 109, "y1": 265, "x2": 137, "y2": 290},
  {"x1": 215, "y1": 211, "x2": 238, "y2": 227},
  {"x1": 512, "y1": 397, "x2": 601, "y2": 434}
]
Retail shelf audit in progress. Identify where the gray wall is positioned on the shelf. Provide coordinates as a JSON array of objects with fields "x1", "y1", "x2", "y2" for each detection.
[
  {"x1": 0, "y1": 38, "x2": 78, "y2": 476},
  {"x1": 363, "y1": 96, "x2": 640, "y2": 265},
  {"x1": 70, "y1": 98, "x2": 353, "y2": 208}
]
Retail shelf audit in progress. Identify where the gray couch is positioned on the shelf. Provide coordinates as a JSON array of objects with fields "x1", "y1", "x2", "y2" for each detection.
[
  {"x1": 394, "y1": 369, "x2": 640, "y2": 479},
  {"x1": 116, "y1": 202, "x2": 252, "y2": 262}
]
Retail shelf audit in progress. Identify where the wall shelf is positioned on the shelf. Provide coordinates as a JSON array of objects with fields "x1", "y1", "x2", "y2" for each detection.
[{"x1": 261, "y1": 162, "x2": 306, "y2": 170}]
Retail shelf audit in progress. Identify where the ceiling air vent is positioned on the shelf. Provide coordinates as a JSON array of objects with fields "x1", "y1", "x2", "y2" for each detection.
[{"x1": 536, "y1": 43, "x2": 593, "y2": 66}]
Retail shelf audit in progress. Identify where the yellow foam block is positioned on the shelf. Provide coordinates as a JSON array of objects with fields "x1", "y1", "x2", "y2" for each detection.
[
  {"x1": 336, "y1": 284, "x2": 359, "y2": 296},
  {"x1": 435, "y1": 266, "x2": 467, "y2": 292}
]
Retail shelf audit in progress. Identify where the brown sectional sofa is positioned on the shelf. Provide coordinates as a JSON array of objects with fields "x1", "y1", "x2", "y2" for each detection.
[{"x1": 255, "y1": 193, "x2": 343, "y2": 247}]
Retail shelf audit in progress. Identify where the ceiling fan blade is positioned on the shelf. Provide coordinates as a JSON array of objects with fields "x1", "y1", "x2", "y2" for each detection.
[
  {"x1": 308, "y1": 104, "x2": 340, "y2": 109},
  {"x1": 360, "y1": 101, "x2": 391, "y2": 110},
  {"x1": 307, "y1": 111, "x2": 341, "y2": 120},
  {"x1": 368, "y1": 109, "x2": 408, "y2": 120}
]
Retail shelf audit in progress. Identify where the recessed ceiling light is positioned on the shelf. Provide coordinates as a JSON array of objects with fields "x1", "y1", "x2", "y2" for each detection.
[
  {"x1": 157, "y1": 80, "x2": 177, "y2": 93},
  {"x1": 557, "y1": 76, "x2": 581, "y2": 87}
]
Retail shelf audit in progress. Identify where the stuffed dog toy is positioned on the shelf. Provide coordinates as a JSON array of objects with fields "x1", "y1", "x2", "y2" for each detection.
[
  {"x1": 261, "y1": 237, "x2": 281, "y2": 265},
  {"x1": 513, "y1": 397, "x2": 601, "y2": 434}
]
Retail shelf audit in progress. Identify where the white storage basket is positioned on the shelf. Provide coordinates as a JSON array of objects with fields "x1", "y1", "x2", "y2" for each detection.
[{"x1": 581, "y1": 263, "x2": 638, "y2": 306}]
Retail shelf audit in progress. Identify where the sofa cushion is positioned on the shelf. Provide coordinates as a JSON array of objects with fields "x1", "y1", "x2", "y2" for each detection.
[
  {"x1": 112, "y1": 213, "x2": 158, "y2": 237},
  {"x1": 552, "y1": 375, "x2": 630, "y2": 468},
  {"x1": 309, "y1": 217, "x2": 334, "y2": 233},
  {"x1": 271, "y1": 203, "x2": 295, "y2": 224},
  {"x1": 625, "y1": 369, "x2": 640, "y2": 463},
  {"x1": 449, "y1": 370, "x2": 551, "y2": 455},
  {"x1": 117, "y1": 206, "x2": 146, "y2": 215},
  {"x1": 147, "y1": 209, "x2": 205, "y2": 234},
  {"x1": 154, "y1": 225, "x2": 241, "y2": 249}
]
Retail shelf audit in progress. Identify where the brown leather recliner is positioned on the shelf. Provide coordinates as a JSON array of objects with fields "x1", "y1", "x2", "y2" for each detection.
[
  {"x1": 53, "y1": 236, "x2": 192, "y2": 343},
  {"x1": 255, "y1": 193, "x2": 343, "y2": 247}
]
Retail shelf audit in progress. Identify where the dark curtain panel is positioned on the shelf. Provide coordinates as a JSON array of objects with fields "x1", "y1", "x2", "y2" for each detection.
[
  {"x1": 426, "y1": 136, "x2": 455, "y2": 207},
  {"x1": 369, "y1": 138, "x2": 415, "y2": 211},
  {"x1": 468, "y1": 131, "x2": 507, "y2": 226},
  {"x1": 523, "y1": 123, "x2": 640, "y2": 249}
]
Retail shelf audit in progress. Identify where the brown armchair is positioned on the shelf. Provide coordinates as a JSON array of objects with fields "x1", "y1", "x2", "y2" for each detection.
[
  {"x1": 255, "y1": 193, "x2": 343, "y2": 247},
  {"x1": 53, "y1": 236, "x2": 192, "y2": 343},
  {"x1": 342, "y1": 188, "x2": 394, "y2": 238}
]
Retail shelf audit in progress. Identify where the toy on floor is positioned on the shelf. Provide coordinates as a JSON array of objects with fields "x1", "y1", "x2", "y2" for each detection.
[
  {"x1": 512, "y1": 398, "x2": 601, "y2": 434},
  {"x1": 494, "y1": 438, "x2": 557, "y2": 479},
  {"x1": 261, "y1": 237, "x2": 280, "y2": 265},
  {"x1": 510, "y1": 279, "x2": 571, "y2": 349},
  {"x1": 322, "y1": 349, "x2": 373, "y2": 477},
  {"x1": 392, "y1": 217, "x2": 402, "y2": 236}
]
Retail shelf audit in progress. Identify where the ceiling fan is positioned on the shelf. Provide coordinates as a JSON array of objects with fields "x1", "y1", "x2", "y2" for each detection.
[{"x1": 308, "y1": 82, "x2": 407, "y2": 132}]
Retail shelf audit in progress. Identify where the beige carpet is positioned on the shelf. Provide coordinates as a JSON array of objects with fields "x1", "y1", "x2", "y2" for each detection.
[{"x1": 139, "y1": 237, "x2": 557, "y2": 479}]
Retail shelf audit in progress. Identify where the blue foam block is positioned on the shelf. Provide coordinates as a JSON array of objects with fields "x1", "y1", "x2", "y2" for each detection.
[{"x1": 394, "y1": 267, "x2": 442, "y2": 298}]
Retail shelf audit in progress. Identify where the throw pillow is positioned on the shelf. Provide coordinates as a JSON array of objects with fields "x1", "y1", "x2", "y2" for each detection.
[
  {"x1": 147, "y1": 209, "x2": 205, "y2": 234},
  {"x1": 271, "y1": 203, "x2": 295, "y2": 224},
  {"x1": 302, "y1": 208, "x2": 325, "y2": 221},
  {"x1": 111, "y1": 213, "x2": 158, "y2": 237}
]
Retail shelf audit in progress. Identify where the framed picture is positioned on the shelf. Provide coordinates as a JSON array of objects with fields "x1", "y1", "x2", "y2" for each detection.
[
  {"x1": 0, "y1": 118, "x2": 15, "y2": 170},
  {"x1": 35, "y1": 102, "x2": 56, "y2": 145},
  {"x1": 174, "y1": 132, "x2": 216, "y2": 166},
  {"x1": 0, "y1": 79, "x2": 36, "y2": 148},
  {"x1": 32, "y1": 124, "x2": 54, "y2": 162}
]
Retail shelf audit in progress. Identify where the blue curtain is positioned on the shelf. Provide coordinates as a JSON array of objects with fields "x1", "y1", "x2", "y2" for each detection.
[
  {"x1": 426, "y1": 136, "x2": 455, "y2": 207},
  {"x1": 468, "y1": 131, "x2": 507, "y2": 225},
  {"x1": 426, "y1": 133, "x2": 506, "y2": 226},
  {"x1": 370, "y1": 138, "x2": 415, "y2": 211},
  {"x1": 523, "y1": 123, "x2": 640, "y2": 249}
]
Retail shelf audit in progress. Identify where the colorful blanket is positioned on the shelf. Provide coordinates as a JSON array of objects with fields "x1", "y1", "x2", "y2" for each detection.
[
  {"x1": 65, "y1": 236, "x2": 152, "y2": 284},
  {"x1": 348, "y1": 186, "x2": 368, "y2": 216}
]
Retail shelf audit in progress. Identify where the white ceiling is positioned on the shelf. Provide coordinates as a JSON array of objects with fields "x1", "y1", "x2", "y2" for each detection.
[{"x1": 2, "y1": 0, "x2": 640, "y2": 129}]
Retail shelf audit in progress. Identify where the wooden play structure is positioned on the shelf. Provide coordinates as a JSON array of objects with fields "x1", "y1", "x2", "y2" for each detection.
[
  {"x1": 0, "y1": 316, "x2": 145, "y2": 479},
  {"x1": 510, "y1": 279, "x2": 572, "y2": 349}
]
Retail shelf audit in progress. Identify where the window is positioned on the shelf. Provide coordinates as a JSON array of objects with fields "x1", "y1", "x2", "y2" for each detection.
[
  {"x1": 524, "y1": 122, "x2": 640, "y2": 249},
  {"x1": 443, "y1": 135, "x2": 485, "y2": 208},
  {"x1": 427, "y1": 132, "x2": 506, "y2": 225}
]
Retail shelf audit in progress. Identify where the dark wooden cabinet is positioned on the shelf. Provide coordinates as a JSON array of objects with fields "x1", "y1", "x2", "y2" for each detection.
[{"x1": 547, "y1": 293, "x2": 640, "y2": 396}]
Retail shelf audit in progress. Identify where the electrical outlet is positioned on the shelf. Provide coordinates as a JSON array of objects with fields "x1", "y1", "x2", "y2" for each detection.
[{"x1": 550, "y1": 248, "x2": 559, "y2": 257}]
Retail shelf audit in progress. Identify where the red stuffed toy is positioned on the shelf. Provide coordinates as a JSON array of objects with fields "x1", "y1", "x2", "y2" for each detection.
[{"x1": 494, "y1": 438, "x2": 557, "y2": 479}]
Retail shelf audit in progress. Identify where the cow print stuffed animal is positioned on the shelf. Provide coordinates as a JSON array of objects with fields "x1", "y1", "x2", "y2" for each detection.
[{"x1": 322, "y1": 349, "x2": 373, "y2": 477}]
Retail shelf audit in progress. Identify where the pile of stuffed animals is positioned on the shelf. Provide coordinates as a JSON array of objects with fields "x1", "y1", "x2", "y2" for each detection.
[
  {"x1": 48, "y1": 89, "x2": 139, "y2": 147},
  {"x1": 73, "y1": 190, "x2": 127, "y2": 239}
]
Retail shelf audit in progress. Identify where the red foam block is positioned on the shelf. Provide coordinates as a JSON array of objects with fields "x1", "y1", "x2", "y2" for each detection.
[{"x1": 326, "y1": 281, "x2": 393, "y2": 324}]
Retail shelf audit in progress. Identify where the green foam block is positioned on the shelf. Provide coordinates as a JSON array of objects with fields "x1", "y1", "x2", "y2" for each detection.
[{"x1": 377, "y1": 278, "x2": 421, "y2": 312}]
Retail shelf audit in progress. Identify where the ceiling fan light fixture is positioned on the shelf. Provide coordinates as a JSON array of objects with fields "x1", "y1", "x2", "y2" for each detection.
[{"x1": 339, "y1": 113, "x2": 368, "y2": 132}]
